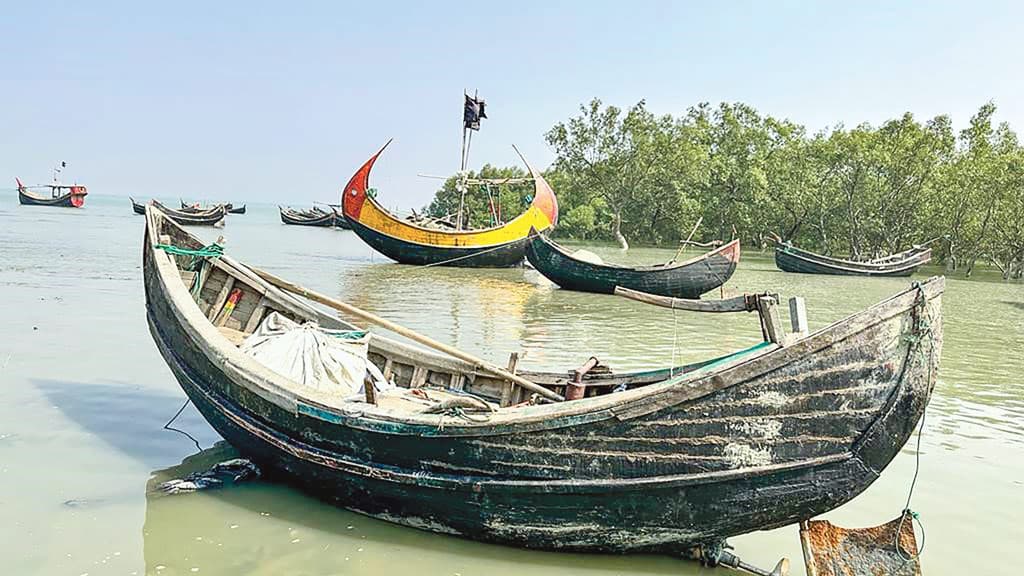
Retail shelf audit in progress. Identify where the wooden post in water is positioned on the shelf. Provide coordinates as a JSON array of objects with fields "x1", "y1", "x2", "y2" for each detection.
[
  {"x1": 758, "y1": 296, "x2": 787, "y2": 345},
  {"x1": 789, "y1": 297, "x2": 808, "y2": 337}
]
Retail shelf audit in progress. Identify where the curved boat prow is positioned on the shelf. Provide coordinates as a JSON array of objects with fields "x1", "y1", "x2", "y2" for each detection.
[
  {"x1": 342, "y1": 139, "x2": 393, "y2": 222},
  {"x1": 513, "y1": 144, "x2": 559, "y2": 227}
]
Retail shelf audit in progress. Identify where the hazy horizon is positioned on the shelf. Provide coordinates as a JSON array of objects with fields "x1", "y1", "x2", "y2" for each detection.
[{"x1": 4, "y1": 1, "x2": 1024, "y2": 208}]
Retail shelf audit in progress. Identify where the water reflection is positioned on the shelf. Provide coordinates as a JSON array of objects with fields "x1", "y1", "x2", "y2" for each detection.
[{"x1": 143, "y1": 444, "x2": 699, "y2": 576}]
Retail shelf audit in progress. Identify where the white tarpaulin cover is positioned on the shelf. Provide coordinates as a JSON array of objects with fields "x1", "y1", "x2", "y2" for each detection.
[{"x1": 240, "y1": 312, "x2": 385, "y2": 396}]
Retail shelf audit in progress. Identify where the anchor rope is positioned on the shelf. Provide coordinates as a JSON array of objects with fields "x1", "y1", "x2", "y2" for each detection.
[
  {"x1": 895, "y1": 282, "x2": 935, "y2": 562},
  {"x1": 163, "y1": 398, "x2": 203, "y2": 452}
]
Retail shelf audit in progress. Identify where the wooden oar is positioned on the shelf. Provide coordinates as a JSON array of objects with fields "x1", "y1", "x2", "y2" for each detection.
[{"x1": 250, "y1": 266, "x2": 564, "y2": 402}]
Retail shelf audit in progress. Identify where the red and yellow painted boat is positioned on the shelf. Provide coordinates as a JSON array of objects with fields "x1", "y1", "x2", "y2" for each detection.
[{"x1": 341, "y1": 142, "x2": 559, "y2": 267}]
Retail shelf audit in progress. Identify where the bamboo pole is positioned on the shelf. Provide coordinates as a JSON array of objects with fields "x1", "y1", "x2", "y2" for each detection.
[
  {"x1": 672, "y1": 216, "x2": 704, "y2": 261},
  {"x1": 250, "y1": 266, "x2": 564, "y2": 402}
]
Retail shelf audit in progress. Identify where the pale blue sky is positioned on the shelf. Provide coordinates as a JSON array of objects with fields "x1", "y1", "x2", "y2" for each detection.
[{"x1": 3, "y1": 1, "x2": 1022, "y2": 207}]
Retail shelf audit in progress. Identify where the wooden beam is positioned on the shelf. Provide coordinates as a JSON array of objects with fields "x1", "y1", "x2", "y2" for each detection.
[
  {"x1": 614, "y1": 286, "x2": 771, "y2": 313},
  {"x1": 207, "y1": 276, "x2": 236, "y2": 321},
  {"x1": 500, "y1": 352, "x2": 521, "y2": 407}
]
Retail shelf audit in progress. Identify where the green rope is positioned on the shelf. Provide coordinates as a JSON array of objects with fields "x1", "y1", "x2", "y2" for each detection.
[
  {"x1": 156, "y1": 243, "x2": 224, "y2": 296},
  {"x1": 366, "y1": 188, "x2": 377, "y2": 199},
  {"x1": 328, "y1": 330, "x2": 368, "y2": 340},
  {"x1": 155, "y1": 243, "x2": 224, "y2": 261}
]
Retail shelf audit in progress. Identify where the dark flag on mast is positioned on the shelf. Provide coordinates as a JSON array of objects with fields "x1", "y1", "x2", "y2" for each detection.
[{"x1": 464, "y1": 94, "x2": 487, "y2": 131}]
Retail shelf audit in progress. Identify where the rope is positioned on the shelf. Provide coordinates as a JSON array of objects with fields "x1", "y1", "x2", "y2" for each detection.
[
  {"x1": 156, "y1": 243, "x2": 224, "y2": 296},
  {"x1": 163, "y1": 399, "x2": 202, "y2": 452},
  {"x1": 894, "y1": 282, "x2": 935, "y2": 562}
]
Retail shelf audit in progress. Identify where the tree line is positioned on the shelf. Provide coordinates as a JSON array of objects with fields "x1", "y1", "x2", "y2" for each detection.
[{"x1": 427, "y1": 99, "x2": 1024, "y2": 279}]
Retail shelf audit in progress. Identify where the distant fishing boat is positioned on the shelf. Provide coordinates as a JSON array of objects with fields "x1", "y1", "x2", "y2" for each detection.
[
  {"x1": 16, "y1": 162, "x2": 87, "y2": 207},
  {"x1": 774, "y1": 238, "x2": 932, "y2": 277},
  {"x1": 131, "y1": 197, "x2": 147, "y2": 215},
  {"x1": 151, "y1": 200, "x2": 226, "y2": 226},
  {"x1": 526, "y1": 233, "x2": 740, "y2": 298},
  {"x1": 142, "y1": 204, "x2": 942, "y2": 561},
  {"x1": 279, "y1": 206, "x2": 348, "y2": 228},
  {"x1": 342, "y1": 142, "x2": 558, "y2": 267},
  {"x1": 181, "y1": 200, "x2": 246, "y2": 215}
]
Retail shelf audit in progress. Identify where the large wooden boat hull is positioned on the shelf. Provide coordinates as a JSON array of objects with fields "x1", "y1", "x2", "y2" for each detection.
[
  {"x1": 526, "y1": 234, "x2": 740, "y2": 298},
  {"x1": 341, "y1": 142, "x2": 558, "y2": 268},
  {"x1": 143, "y1": 208, "x2": 942, "y2": 554},
  {"x1": 18, "y1": 188, "x2": 86, "y2": 207},
  {"x1": 775, "y1": 244, "x2": 931, "y2": 277}
]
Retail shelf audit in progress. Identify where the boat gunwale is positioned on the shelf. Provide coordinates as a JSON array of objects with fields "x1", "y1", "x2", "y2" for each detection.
[{"x1": 534, "y1": 233, "x2": 740, "y2": 273}]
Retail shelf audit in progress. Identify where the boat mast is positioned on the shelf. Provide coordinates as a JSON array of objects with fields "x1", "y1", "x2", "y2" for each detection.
[
  {"x1": 456, "y1": 90, "x2": 478, "y2": 231},
  {"x1": 51, "y1": 161, "x2": 66, "y2": 197}
]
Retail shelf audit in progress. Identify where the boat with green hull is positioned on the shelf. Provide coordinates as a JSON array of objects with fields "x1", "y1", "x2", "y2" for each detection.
[{"x1": 526, "y1": 233, "x2": 740, "y2": 298}]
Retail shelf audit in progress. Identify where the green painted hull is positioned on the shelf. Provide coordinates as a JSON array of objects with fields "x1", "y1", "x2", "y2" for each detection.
[{"x1": 526, "y1": 235, "x2": 738, "y2": 298}]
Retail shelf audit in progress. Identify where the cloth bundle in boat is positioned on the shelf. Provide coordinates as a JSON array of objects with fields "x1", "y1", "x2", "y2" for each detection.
[{"x1": 240, "y1": 312, "x2": 384, "y2": 395}]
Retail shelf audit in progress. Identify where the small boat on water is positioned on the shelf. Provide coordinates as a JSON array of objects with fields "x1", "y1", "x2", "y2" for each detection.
[
  {"x1": 143, "y1": 204, "x2": 942, "y2": 559},
  {"x1": 16, "y1": 177, "x2": 88, "y2": 208},
  {"x1": 342, "y1": 142, "x2": 558, "y2": 267},
  {"x1": 131, "y1": 197, "x2": 148, "y2": 215},
  {"x1": 151, "y1": 200, "x2": 226, "y2": 226},
  {"x1": 279, "y1": 206, "x2": 347, "y2": 228},
  {"x1": 526, "y1": 233, "x2": 741, "y2": 298},
  {"x1": 774, "y1": 239, "x2": 932, "y2": 277},
  {"x1": 181, "y1": 200, "x2": 246, "y2": 215}
]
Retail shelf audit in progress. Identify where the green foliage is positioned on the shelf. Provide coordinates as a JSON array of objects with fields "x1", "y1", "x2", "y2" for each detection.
[
  {"x1": 423, "y1": 99, "x2": 1024, "y2": 277},
  {"x1": 424, "y1": 164, "x2": 531, "y2": 229}
]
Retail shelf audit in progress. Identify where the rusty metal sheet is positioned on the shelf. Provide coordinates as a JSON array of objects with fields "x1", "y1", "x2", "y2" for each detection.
[{"x1": 800, "y1": 512, "x2": 922, "y2": 576}]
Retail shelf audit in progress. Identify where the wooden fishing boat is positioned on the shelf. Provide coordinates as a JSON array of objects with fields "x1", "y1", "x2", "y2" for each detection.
[
  {"x1": 526, "y1": 233, "x2": 740, "y2": 298},
  {"x1": 774, "y1": 240, "x2": 932, "y2": 277},
  {"x1": 280, "y1": 206, "x2": 337, "y2": 227},
  {"x1": 152, "y1": 200, "x2": 226, "y2": 226},
  {"x1": 16, "y1": 177, "x2": 87, "y2": 207},
  {"x1": 131, "y1": 197, "x2": 147, "y2": 215},
  {"x1": 341, "y1": 142, "x2": 558, "y2": 267},
  {"x1": 143, "y1": 204, "x2": 942, "y2": 559},
  {"x1": 181, "y1": 200, "x2": 246, "y2": 215}
]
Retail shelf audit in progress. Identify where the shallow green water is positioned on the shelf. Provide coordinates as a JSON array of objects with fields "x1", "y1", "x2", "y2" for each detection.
[{"x1": 1, "y1": 194, "x2": 1022, "y2": 575}]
